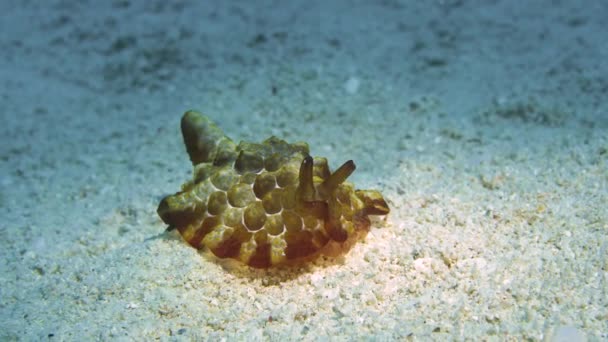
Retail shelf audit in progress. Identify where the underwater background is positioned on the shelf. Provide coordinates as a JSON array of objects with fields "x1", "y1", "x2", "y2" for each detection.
[{"x1": 1, "y1": 0, "x2": 606, "y2": 340}]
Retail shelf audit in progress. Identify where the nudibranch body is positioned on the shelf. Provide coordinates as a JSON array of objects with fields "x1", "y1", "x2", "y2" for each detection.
[{"x1": 157, "y1": 111, "x2": 389, "y2": 268}]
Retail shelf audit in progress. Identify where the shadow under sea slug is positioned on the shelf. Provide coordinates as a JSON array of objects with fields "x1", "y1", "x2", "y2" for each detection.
[{"x1": 157, "y1": 111, "x2": 389, "y2": 268}]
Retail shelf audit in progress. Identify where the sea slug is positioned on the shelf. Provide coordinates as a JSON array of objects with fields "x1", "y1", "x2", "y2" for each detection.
[{"x1": 157, "y1": 111, "x2": 389, "y2": 268}]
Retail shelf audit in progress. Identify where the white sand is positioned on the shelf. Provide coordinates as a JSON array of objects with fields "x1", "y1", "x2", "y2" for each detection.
[{"x1": 1, "y1": 1, "x2": 606, "y2": 340}]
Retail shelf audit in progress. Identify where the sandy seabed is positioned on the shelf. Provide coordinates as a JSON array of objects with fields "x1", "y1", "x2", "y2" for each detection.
[{"x1": 1, "y1": 1, "x2": 606, "y2": 340}]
